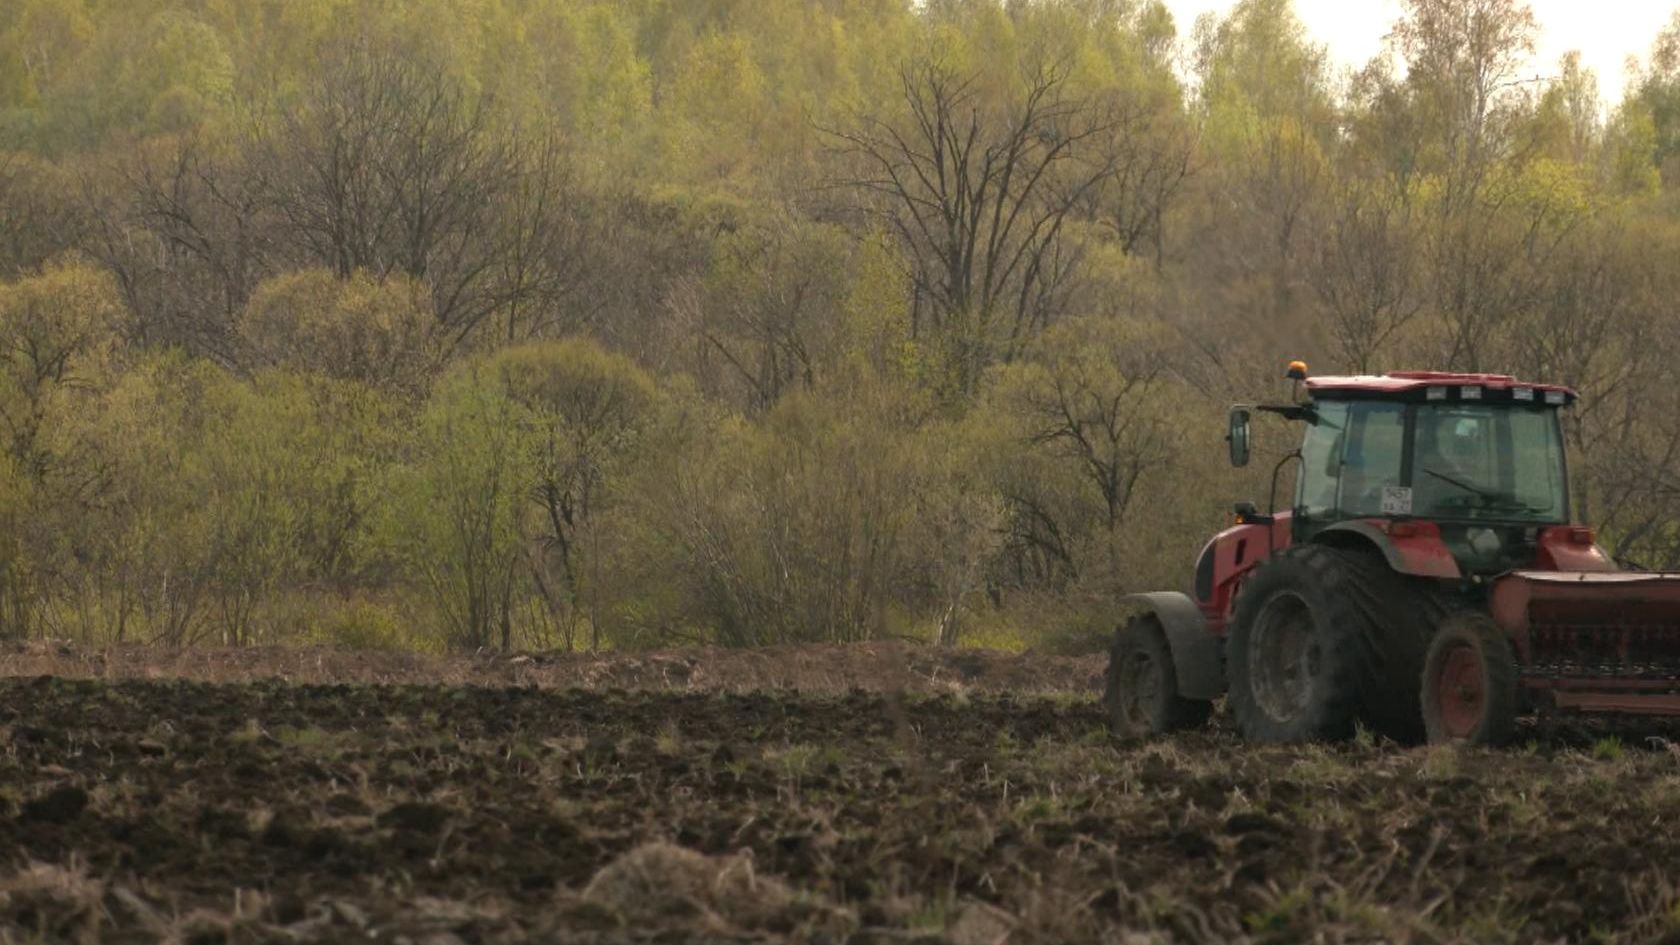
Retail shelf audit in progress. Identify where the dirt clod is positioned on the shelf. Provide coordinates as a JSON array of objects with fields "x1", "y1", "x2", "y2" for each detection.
[
  {"x1": 582, "y1": 843, "x2": 798, "y2": 931},
  {"x1": 20, "y1": 786, "x2": 88, "y2": 825},
  {"x1": 946, "y1": 901, "x2": 1016, "y2": 945},
  {"x1": 1223, "y1": 812, "x2": 1288, "y2": 835},
  {"x1": 378, "y1": 802, "x2": 451, "y2": 834}
]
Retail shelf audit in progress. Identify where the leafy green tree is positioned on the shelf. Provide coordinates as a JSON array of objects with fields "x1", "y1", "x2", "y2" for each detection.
[
  {"x1": 567, "y1": 6, "x2": 654, "y2": 154},
  {"x1": 1389, "y1": 0, "x2": 1539, "y2": 199},
  {"x1": 384, "y1": 363, "x2": 537, "y2": 650},
  {"x1": 1187, "y1": 0, "x2": 1336, "y2": 355},
  {"x1": 663, "y1": 389, "x2": 922, "y2": 647},
  {"x1": 1632, "y1": 10, "x2": 1680, "y2": 184},
  {"x1": 493, "y1": 339, "x2": 659, "y2": 650},
  {"x1": 1524, "y1": 52, "x2": 1601, "y2": 166},
  {"x1": 51, "y1": 354, "x2": 396, "y2": 645},
  {"x1": 0, "y1": 450, "x2": 34, "y2": 638},
  {"x1": 1601, "y1": 103, "x2": 1662, "y2": 197},
  {"x1": 1193, "y1": 0, "x2": 1334, "y2": 127},
  {"x1": 240, "y1": 269, "x2": 441, "y2": 399},
  {"x1": 0, "y1": 0, "x2": 94, "y2": 133},
  {"x1": 660, "y1": 32, "x2": 770, "y2": 182},
  {"x1": 60, "y1": 354, "x2": 223, "y2": 645},
  {"x1": 0, "y1": 260, "x2": 126, "y2": 479}
]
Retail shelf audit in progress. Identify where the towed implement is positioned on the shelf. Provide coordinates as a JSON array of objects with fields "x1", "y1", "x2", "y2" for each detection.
[{"x1": 1106, "y1": 364, "x2": 1680, "y2": 745}]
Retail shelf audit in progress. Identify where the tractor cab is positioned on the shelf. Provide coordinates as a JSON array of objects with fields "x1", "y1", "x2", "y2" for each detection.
[{"x1": 1229, "y1": 369, "x2": 1581, "y2": 576}]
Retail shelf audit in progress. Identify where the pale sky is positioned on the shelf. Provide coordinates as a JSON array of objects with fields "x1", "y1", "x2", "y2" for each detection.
[{"x1": 1162, "y1": 0, "x2": 1679, "y2": 109}]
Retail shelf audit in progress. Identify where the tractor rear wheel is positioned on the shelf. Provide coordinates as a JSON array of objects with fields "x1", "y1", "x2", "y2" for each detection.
[
  {"x1": 1228, "y1": 545, "x2": 1406, "y2": 744},
  {"x1": 1421, "y1": 614, "x2": 1518, "y2": 746},
  {"x1": 1104, "y1": 615, "x2": 1213, "y2": 738}
]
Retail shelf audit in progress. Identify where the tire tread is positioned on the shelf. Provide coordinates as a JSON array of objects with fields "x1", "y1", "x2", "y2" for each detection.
[{"x1": 1229, "y1": 543, "x2": 1430, "y2": 744}]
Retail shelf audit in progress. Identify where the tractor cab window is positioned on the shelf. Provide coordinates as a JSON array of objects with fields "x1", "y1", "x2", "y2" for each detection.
[
  {"x1": 1412, "y1": 405, "x2": 1568, "y2": 523},
  {"x1": 1338, "y1": 403, "x2": 1407, "y2": 516},
  {"x1": 1297, "y1": 400, "x2": 1407, "y2": 521},
  {"x1": 1296, "y1": 402, "x2": 1348, "y2": 518}
]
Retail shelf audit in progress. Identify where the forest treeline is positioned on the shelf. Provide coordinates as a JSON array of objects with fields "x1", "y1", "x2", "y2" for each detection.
[{"x1": 4, "y1": 0, "x2": 1680, "y2": 651}]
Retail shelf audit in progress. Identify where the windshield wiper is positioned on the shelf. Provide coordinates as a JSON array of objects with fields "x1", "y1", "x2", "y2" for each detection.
[
  {"x1": 1422, "y1": 467, "x2": 1500, "y2": 500},
  {"x1": 1421, "y1": 468, "x2": 1549, "y2": 515}
]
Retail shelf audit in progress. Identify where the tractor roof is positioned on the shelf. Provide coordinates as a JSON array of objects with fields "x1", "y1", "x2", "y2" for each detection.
[{"x1": 1305, "y1": 371, "x2": 1578, "y2": 405}]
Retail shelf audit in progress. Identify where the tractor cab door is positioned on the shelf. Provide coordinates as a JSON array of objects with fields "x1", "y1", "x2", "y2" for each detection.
[{"x1": 1293, "y1": 400, "x2": 1408, "y2": 542}]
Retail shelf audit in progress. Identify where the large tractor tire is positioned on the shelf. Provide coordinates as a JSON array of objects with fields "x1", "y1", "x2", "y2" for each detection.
[
  {"x1": 1421, "y1": 613, "x2": 1519, "y2": 746},
  {"x1": 1104, "y1": 615, "x2": 1213, "y2": 739},
  {"x1": 1229, "y1": 545, "x2": 1428, "y2": 744}
]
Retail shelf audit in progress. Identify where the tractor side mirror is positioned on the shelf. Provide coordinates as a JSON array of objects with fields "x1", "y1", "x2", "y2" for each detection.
[{"x1": 1228, "y1": 408, "x2": 1251, "y2": 468}]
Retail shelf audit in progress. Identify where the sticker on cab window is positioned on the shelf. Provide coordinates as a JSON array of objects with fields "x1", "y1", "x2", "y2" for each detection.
[{"x1": 1380, "y1": 486, "x2": 1413, "y2": 516}]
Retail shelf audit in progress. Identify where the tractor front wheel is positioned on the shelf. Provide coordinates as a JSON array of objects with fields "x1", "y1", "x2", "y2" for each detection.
[
  {"x1": 1104, "y1": 616, "x2": 1213, "y2": 738},
  {"x1": 1421, "y1": 614, "x2": 1518, "y2": 746}
]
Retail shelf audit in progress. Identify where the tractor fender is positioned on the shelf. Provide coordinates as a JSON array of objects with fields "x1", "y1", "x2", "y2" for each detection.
[
  {"x1": 1312, "y1": 520, "x2": 1461, "y2": 579},
  {"x1": 1124, "y1": 591, "x2": 1225, "y2": 700}
]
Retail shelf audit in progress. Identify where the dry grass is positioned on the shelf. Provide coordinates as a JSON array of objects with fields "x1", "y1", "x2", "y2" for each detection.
[{"x1": 0, "y1": 639, "x2": 1103, "y2": 695}]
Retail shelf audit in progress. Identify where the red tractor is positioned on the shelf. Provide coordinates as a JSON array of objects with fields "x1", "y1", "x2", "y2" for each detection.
[{"x1": 1106, "y1": 364, "x2": 1680, "y2": 745}]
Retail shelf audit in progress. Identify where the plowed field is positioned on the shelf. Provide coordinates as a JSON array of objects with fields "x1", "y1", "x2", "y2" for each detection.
[{"x1": 4, "y1": 644, "x2": 1680, "y2": 944}]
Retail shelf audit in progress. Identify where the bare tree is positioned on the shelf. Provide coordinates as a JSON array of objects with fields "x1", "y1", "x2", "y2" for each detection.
[
  {"x1": 1018, "y1": 342, "x2": 1171, "y2": 534},
  {"x1": 122, "y1": 136, "x2": 273, "y2": 362},
  {"x1": 1427, "y1": 180, "x2": 1572, "y2": 370},
  {"x1": 1307, "y1": 178, "x2": 1422, "y2": 373},
  {"x1": 253, "y1": 36, "x2": 555, "y2": 352},
  {"x1": 827, "y1": 55, "x2": 1117, "y2": 395},
  {"x1": 0, "y1": 154, "x2": 86, "y2": 278},
  {"x1": 1076, "y1": 97, "x2": 1197, "y2": 268},
  {"x1": 991, "y1": 318, "x2": 1178, "y2": 604},
  {"x1": 1517, "y1": 217, "x2": 1680, "y2": 551},
  {"x1": 492, "y1": 133, "x2": 596, "y2": 345},
  {"x1": 698, "y1": 218, "x2": 850, "y2": 412}
]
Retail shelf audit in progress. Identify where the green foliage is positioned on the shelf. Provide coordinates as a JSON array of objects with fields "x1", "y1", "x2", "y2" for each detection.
[
  {"x1": 3, "y1": 0, "x2": 1680, "y2": 653},
  {"x1": 1195, "y1": 0, "x2": 1332, "y2": 126},
  {"x1": 41, "y1": 356, "x2": 397, "y2": 645},
  {"x1": 1633, "y1": 11, "x2": 1680, "y2": 185},
  {"x1": 660, "y1": 33, "x2": 769, "y2": 182},
  {"x1": 0, "y1": 451, "x2": 37, "y2": 638},
  {"x1": 1605, "y1": 104, "x2": 1664, "y2": 197},
  {"x1": 0, "y1": 260, "x2": 126, "y2": 478},
  {"x1": 240, "y1": 270, "x2": 440, "y2": 399},
  {"x1": 382, "y1": 361, "x2": 538, "y2": 651},
  {"x1": 304, "y1": 597, "x2": 411, "y2": 651},
  {"x1": 662, "y1": 389, "x2": 921, "y2": 646},
  {"x1": 494, "y1": 339, "x2": 660, "y2": 650},
  {"x1": 566, "y1": 7, "x2": 653, "y2": 152}
]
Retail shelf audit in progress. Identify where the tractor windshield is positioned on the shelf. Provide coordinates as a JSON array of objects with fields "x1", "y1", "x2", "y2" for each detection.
[
  {"x1": 1294, "y1": 400, "x2": 1569, "y2": 525},
  {"x1": 1412, "y1": 404, "x2": 1568, "y2": 523}
]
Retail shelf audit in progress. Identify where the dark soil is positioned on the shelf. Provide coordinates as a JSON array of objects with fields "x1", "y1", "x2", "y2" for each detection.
[{"x1": 2, "y1": 660, "x2": 1680, "y2": 943}]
